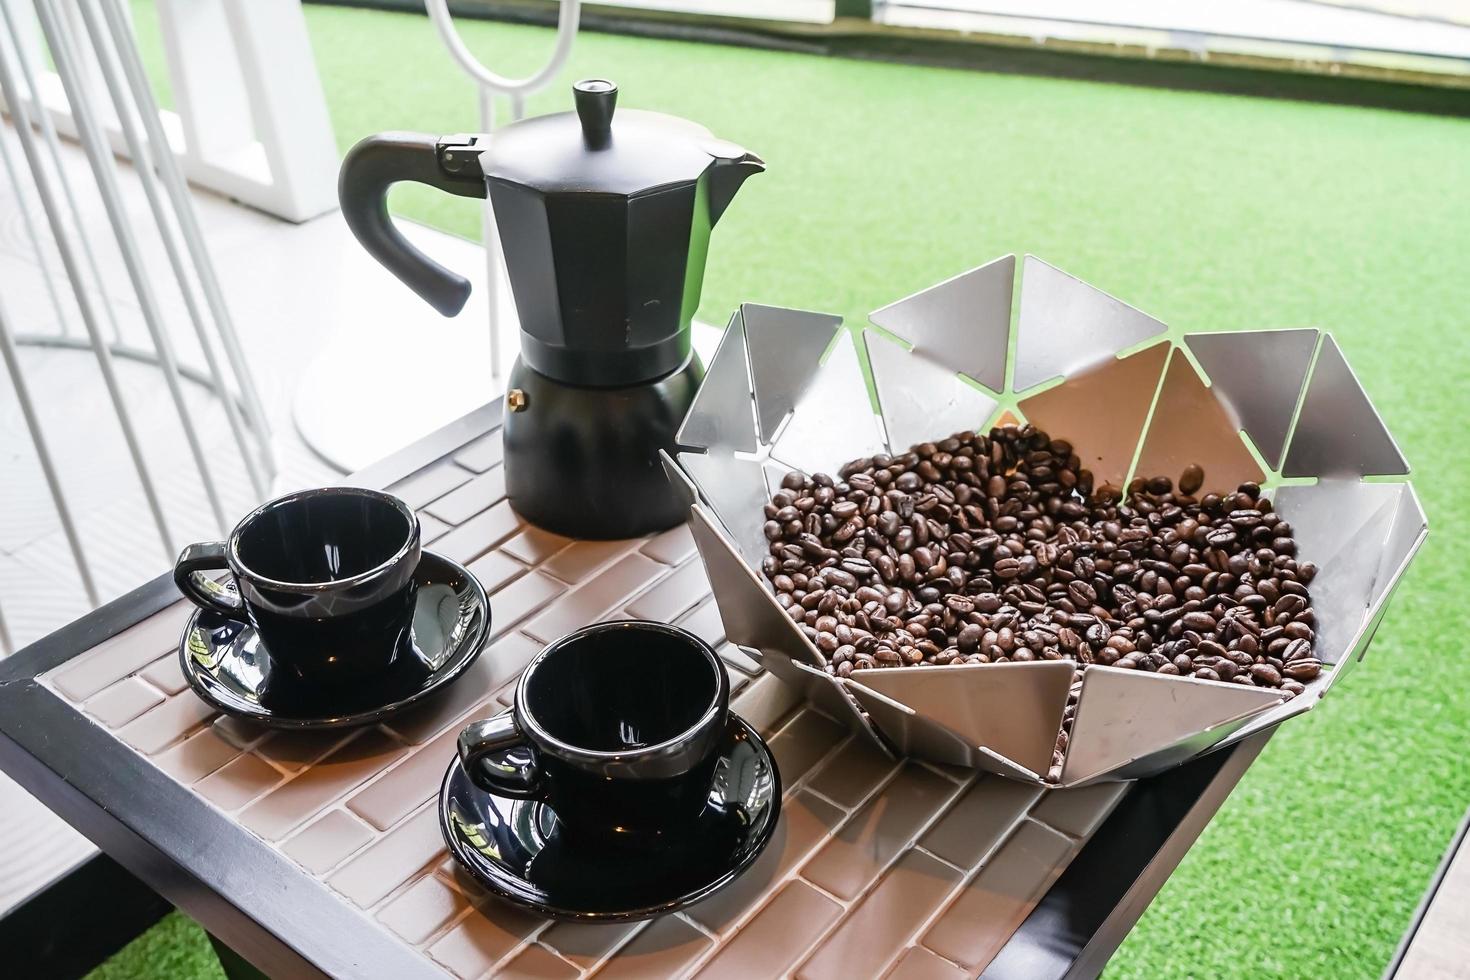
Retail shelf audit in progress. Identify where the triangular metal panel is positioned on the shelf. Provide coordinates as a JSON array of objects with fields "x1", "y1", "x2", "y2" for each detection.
[
  {"x1": 742, "y1": 303, "x2": 842, "y2": 444},
  {"x1": 676, "y1": 310, "x2": 757, "y2": 453},
  {"x1": 850, "y1": 660, "x2": 1073, "y2": 777},
  {"x1": 865, "y1": 331, "x2": 1000, "y2": 456},
  {"x1": 1212, "y1": 685, "x2": 1320, "y2": 752},
  {"x1": 1091, "y1": 707, "x2": 1286, "y2": 784},
  {"x1": 1017, "y1": 342, "x2": 1168, "y2": 493},
  {"x1": 1184, "y1": 329, "x2": 1317, "y2": 470},
  {"x1": 1133, "y1": 349, "x2": 1265, "y2": 496},
  {"x1": 770, "y1": 330, "x2": 886, "y2": 477},
  {"x1": 787, "y1": 660, "x2": 890, "y2": 753},
  {"x1": 1372, "y1": 482, "x2": 1427, "y2": 610},
  {"x1": 679, "y1": 451, "x2": 773, "y2": 569},
  {"x1": 843, "y1": 681, "x2": 1043, "y2": 782},
  {"x1": 687, "y1": 505, "x2": 824, "y2": 669},
  {"x1": 867, "y1": 254, "x2": 1014, "y2": 391},
  {"x1": 1060, "y1": 667, "x2": 1282, "y2": 784},
  {"x1": 1274, "y1": 480, "x2": 1400, "y2": 666},
  {"x1": 1282, "y1": 335, "x2": 1409, "y2": 478},
  {"x1": 1013, "y1": 256, "x2": 1168, "y2": 392},
  {"x1": 1318, "y1": 485, "x2": 1424, "y2": 690},
  {"x1": 659, "y1": 449, "x2": 699, "y2": 511}
]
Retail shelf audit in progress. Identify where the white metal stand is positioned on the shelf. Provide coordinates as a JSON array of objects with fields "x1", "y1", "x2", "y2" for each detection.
[{"x1": 290, "y1": 1, "x2": 584, "y2": 471}]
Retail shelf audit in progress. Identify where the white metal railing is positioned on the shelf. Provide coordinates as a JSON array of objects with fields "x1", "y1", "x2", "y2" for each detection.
[
  {"x1": 0, "y1": 0, "x2": 274, "y2": 654},
  {"x1": 7, "y1": 0, "x2": 339, "y2": 222}
]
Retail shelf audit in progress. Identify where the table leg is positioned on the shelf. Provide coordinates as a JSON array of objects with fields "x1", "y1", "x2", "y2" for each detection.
[{"x1": 208, "y1": 933, "x2": 270, "y2": 980}]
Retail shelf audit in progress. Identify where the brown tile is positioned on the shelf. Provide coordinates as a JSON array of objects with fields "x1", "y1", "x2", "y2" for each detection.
[
  {"x1": 238, "y1": 729, "x2": 404, "y2": 840},
  {"x1": 731, "y1": 673, "x2": 802, "y2": 736},
  {"x1": 1029, "y1": 782, "x2": 1129, "y2": 838},
  {"x1": 798, "y1": 849, "x2": 963, "y2": 980},
  {"x1": 426, "y1": 467, "x2": 508, "y2": 525},
  {"x1": 117, "y1": 693, "x2": 217, "y2": 755},
  {"x1": 433, "y1": 500, "x2": 523, "y2": 565},
  {"x1": 466, "y1": 550, "x2": 525, "y2": 593},
  {"x1": 84, "y1": 676, "x2": 164, "y2": 728},
  {"x1": 501, "y1": 943, "x2": 579, "y2": 979},
  {"x1": 418, "y1": 512, "x2": 452, "y2": 544},
  {"x1": 726, "y1": 668, "x2": 751, "y2": 697},
  {"x1": 384, "y1": 639, "x2": 524, "y2": 744},
  {"x1": 195, "y1": 753, "x2": 284, "y2": 812},
  {"x1": 51, "y1": 602, "x2": 192, "y2": 701},
  {"x1": 476, "y1": 631, "x2": 544, "y2": 693},
  {"x1": 596, "y1": 916, "x2": 711, "y2": 980},
  {"x1": 377, "y1": 873, "x2": 471, "y2": 944},
  {"x1": 541, "y1": 538, "x2": 634, "y2": 584},
  {"x1": 153, "y1": 727, "x2": 242, "y2": 783},
  {"x1": 487, "y1": 572, "x2": 565, "y2": 642},
  {"x1": 921, "y1": 820, "x2": 1077, "y2": 971},
  {"x1": 623, "y1": 560, "x2": 710, "y2": 625},
  {"x1": 349, "y1": 702, "x2": 494, "y2": 831},
  {"x1": 140, "y1": 655, "x2": 189, "y2": 696},
  {"x1": 641, "y1": 523, "x2": 697, "y2": 565},
  {"x1": 884, "y1": 946, "x2": 969, "y2": 980},
  {"x1": 768, "y1": 710, "x2": 848, "y2": 788},
  {"x1": 500, "y1": 525, "x2": 572, "y2": 566},
  {"x1": 693, "y1": 881, "x2": 841, "y2": 980},
  {"x1": 390, "y1": 460, "x2": 473, "y2": 510},
  {"x1": 806, "y1": 737, "x2": 901, "y2": 810},
  {"x1": 328, "y1": 804, "x2": 446, "y2": 908},
  {"x1": 802, "y1": 765, "x2": 964, "y2": 901},
  {"x1": 280, "y1": 809, "x2": 375, "y2": 875},
  {"x1": 255, "y1": 729, "x2": 352, "y2": 772},
  {"x1": 524, "y1": 554, "x2": 667, "y2": 642},
  {"x1": 686, "y1": 790, "x2": 844, "y2": 934},
  {"x1": 212, "y1": 714, "x2": 269, "y2": 749},
  {"x1": 452, "y1": 432, "x2": 503, "y2": 473},
  {"x1": 676, "y1": 599, "x2": 727, "y2": 649},
  {"x1": 718, "y1": 645, "x2": 762, "y2": 675},
  {"x1": 428, "y1": 902, "x2": 543, "y2": 979},
  {"x1": 919, "y1": 776, "x2": 1043, "y2": 871},
  {"x1": 539, "y1": 920, "x2": 636, "y2": 970}
]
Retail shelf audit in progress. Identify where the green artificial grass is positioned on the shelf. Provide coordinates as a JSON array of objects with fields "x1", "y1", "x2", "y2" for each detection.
[{"x1": 97, "y1": 4, "x2": 1470, "y2": 978}]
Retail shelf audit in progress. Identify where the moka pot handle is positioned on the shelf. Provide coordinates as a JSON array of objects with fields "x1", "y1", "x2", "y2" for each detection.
[{"x1": 337, "y1": 132, "x2": 488, "y2": 317}]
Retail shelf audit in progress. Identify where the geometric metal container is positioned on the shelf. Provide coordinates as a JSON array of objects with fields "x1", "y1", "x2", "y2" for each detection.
[{"x1": 670, "y1": 255, "x2": 1427, "y2": 786}]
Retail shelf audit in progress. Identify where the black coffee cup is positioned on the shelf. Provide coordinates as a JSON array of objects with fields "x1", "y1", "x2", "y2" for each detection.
[
  {"x1": 174, "y1": 487, "x2": 421, "y2": 686},
  {"x1": 457, "y1": 621, "x2": 730, "y2": 844}
]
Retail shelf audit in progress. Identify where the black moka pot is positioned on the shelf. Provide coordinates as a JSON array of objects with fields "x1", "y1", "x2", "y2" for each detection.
[{"x1": 338, "y1": 79, "x2": 763, "y2": 538}]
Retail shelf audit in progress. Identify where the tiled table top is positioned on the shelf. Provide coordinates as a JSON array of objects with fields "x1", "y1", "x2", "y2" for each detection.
[{"x1": 38, "y1": 418, "x2": 1133, "y2": 979}]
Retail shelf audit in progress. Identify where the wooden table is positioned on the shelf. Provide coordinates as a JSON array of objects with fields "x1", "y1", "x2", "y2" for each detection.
[{"x1": 0, "y1": 399, "x2": 1271, "y2": 979}]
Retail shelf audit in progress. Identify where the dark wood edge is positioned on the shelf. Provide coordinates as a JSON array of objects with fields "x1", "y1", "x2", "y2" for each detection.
[
  {"x1": 0, "y1": 683, "x2": 438, "y2": 979},
  {"x1": 1384, "y1": 806, "x2": 1470, "y2": 978},
  {"x1": 986, "y1": 732, "x2": 1272, "y2": 979},
  {"x1": 1, "y1": 852, "x2": 171, "y2": 980},
  {"x1": 0, "y1": 399, "x2": 503, "y2": 976},
  {"x1": 306, "y1": 0, "x2": 1470, "y2": 118}
]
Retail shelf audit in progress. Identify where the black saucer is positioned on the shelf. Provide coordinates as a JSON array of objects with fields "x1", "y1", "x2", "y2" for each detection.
[
  {"x1": 440, "y1": 715, "x2": 781, "y2": 921},
  {"x1": 179, "y1": 551, "x2": 489, "y2": 729}
]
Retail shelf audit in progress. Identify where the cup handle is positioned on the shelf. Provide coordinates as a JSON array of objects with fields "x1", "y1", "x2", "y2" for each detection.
[
  {"x1": 458, "y1": 712, "x2": 543, "y2": 800},
  {"x1": 173, "y1": 541, "x2": 247, "y2": 622}
]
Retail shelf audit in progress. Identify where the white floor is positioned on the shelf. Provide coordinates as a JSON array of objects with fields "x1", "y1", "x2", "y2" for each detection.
[{"x1": 0, "y1": 117, "x2": 512, "y2": 915}]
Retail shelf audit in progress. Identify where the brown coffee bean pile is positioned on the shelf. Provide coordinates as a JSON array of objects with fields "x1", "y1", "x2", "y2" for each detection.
[{"x1": 758, "y1": 424, "x2": 1320, "y2": 780}]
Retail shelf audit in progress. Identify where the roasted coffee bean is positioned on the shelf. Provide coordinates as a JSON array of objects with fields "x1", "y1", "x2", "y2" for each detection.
[
  {"x1": 1178, "y1": 463, "x2": 1205, "y2": 497},
  {"x1": 758, "y1": 427, "x2": 1315, "y2": 779}
]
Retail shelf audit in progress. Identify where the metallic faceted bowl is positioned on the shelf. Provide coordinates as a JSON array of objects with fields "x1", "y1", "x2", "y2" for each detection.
[{"x1": 669, "y1": 254, "x2": 1426, "y2": 786}]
